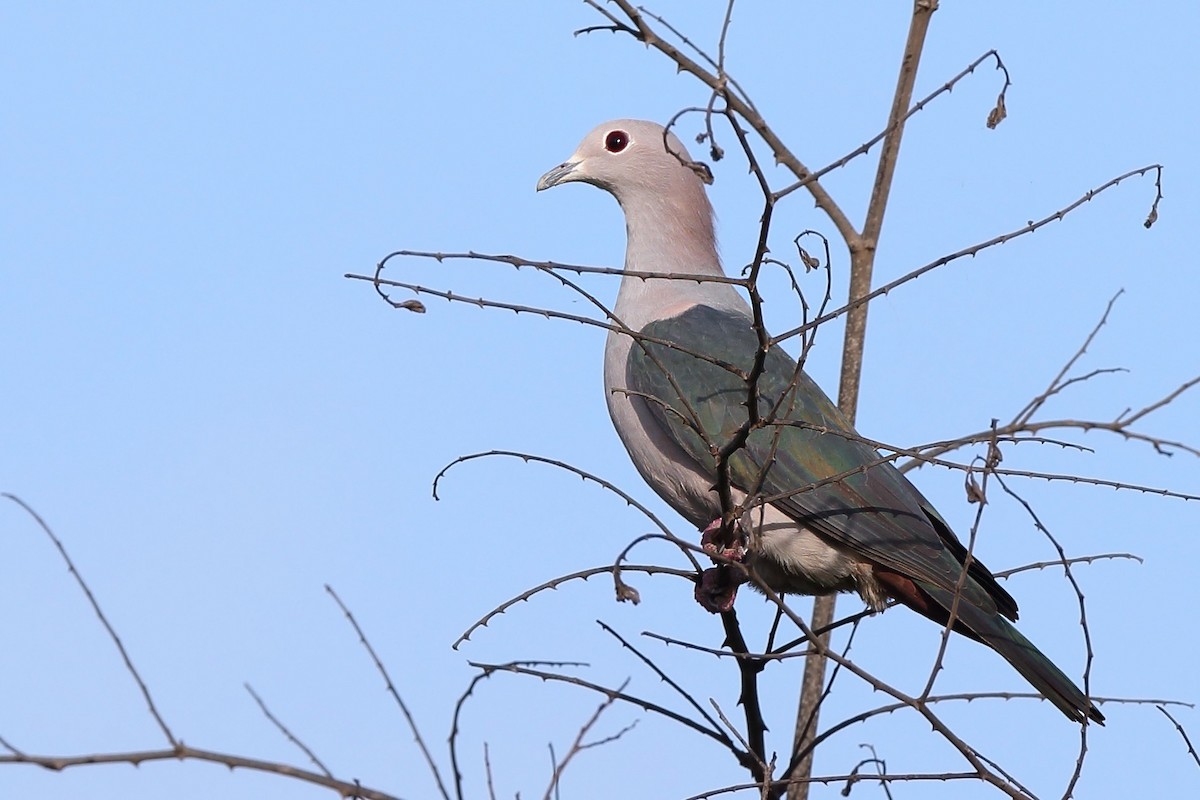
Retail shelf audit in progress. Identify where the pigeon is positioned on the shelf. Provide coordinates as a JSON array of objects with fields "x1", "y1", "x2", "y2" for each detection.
[{"x1": 537, "y1": 119, "x2": 1103, "y2": 724}]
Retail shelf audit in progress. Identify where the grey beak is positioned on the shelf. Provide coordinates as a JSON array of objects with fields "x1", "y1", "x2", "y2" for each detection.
[{"x1": 536, "y1": 161, "x2": 580, "y2": 191}]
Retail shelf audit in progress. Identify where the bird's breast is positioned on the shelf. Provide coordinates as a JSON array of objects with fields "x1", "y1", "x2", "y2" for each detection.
[{"x1": 603, "y1": 327, "x2": 717, "y2": 528}]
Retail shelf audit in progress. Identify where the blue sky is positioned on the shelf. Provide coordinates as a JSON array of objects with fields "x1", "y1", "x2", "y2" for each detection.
[{"x1": 2, "y1": 3, "x2": 1197, "y2": 798}]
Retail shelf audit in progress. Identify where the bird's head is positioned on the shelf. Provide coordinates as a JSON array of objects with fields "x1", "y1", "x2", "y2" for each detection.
[
  {"x1": 536, "y1": 119, "x2": 720, "y2": 278},
  {"x1": 536, "y1": 119, "x2": 712, "y2": 204}
]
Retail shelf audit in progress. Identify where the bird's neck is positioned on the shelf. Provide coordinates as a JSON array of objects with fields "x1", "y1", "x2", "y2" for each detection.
[{"x1": 613, "y1": 189, "x2": 746, "y2": 330}]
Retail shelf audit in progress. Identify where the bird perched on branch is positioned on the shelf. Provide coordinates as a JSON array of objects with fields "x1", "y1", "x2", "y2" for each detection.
[{"x1": 537, "y1": 118, "x2": 1104, "y2": 725}]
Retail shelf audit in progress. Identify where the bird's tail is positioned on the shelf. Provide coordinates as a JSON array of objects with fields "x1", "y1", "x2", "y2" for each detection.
[{"x1": 921, "y1": 583, "x2": 1105, "y2": 725}]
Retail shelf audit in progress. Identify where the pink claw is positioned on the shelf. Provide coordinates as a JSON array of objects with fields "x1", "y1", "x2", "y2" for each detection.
[
  {"x1": 695, "y1": 566, "x2": 740, "y2": 613},
  {"x1": 699, "y1": 517, "x2": 745, "y2": 561},
  {"x1": 694, "y1": 518, "x2": 747, "y2": 613}
]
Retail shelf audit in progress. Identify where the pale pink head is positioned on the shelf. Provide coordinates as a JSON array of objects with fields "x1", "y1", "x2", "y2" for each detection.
[
  {"x1": 537, "y1": 119, "x2": 719, "y2": 285},
  {"x1": 536, "y1": 119, "x2": 710, "y2": 197}
]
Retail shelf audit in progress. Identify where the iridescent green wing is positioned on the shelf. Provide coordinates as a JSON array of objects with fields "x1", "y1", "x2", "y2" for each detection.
[{"x1": 627, "y1": 303, "x2": 1012, "y2": 616}]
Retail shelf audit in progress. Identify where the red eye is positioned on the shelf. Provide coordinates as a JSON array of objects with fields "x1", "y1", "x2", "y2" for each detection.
[{"x1": 604, "y1": 130, "x2": 629, "y2": 153}]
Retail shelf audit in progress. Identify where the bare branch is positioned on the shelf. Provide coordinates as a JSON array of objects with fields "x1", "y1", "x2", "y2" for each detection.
[
  {"x1": 1018, "y1": 292, "x2": 1126, "y2": 424},
  {"x1": 1158, "y1": 706, "x2": 1200, "y2": 770},
  {"x1": 804, "y1": 693, "x2": 1190, "y2": 772},
  {"x1": 431, "y1": 450, "x2": 677, "y2": 539},
  {"x1": 367, "y1": 249, "x2": 748, "y2": 285},
  {"x1": 1118, "y1": 374, "x2": 1200, "y2": 429},
  {"x1": 996, "y1": 477, "x2": 1096, "y2": 794},
  {"x1": 483, "y1": 742, "x2": 497, "y2": 800},
  {"x1": 542, "y1": 678, "x2": 636, "y2": 800},
  {"x1": 708, "y1": 697, "x2": 777, "y2": 798},
  {"x1": 2, "y1": 494, "x2": 179, "y2": 748},
  {"x1": 454, "y1": 565, "x2": 692, "y2": 649},
  {"x1": 598, "y1": 621, "x2": 727, "y2": 739},
  {"x1": 842, "y1": 744, "x2": 894, "y2": 800},
  {"x1": 683, "y1": 772, "x2": 996, "y2": 800},
  {"x1": 747, "y1": 582, "x2": 1033, "y2": 798},
  {"x1": 450, "y1": 660, "x2": 588, "y2": 800},
  {"x1": 0, "y1": 735, "x2": 26, "y2": 758},
  {"x1": 0, "y1": 746, "x2": 402, "y2": 800},
  {"x1": 772, "y1": 165, "x2": 1166, "y2": 347},
  {"x1": 594, "y1": 0, "x2": 858, "y2": 243},
  {"x1": 326, "y1": 585, "x2": 451, "y2": 800},
  {"x1": 786, "y1": 620, "x2": 863, "y2": 788},
  {"x1": 776, "y1": 50, "x2": 1012, "y2": 201},
  {"x1": 994, "y1": 552, "x2": 1142, "y2": 579},
  {"x1": 467, "y1": 661, "x2": 743, "y2": 755},
  {"x1": 244, "y1": 683, "x2": 333, "y2": 779},
  {"x1": 718, "y1": 609, "x2": 773, "y2": 792}
]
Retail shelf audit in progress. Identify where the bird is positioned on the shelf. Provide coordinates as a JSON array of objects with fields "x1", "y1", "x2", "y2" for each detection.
[{"x1": 536, "y1": 118, "x2": 1104, "y2": 726}]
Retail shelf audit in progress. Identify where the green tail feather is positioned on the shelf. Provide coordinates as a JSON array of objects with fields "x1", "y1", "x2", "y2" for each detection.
[{"x1": 922, "y1": 583, "x2": 1104, "y2": 725}]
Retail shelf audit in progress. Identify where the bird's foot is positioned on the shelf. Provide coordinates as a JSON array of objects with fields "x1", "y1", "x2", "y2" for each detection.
[
  {"x1": 695, "y1": 517, "x2": 747, "y2": 613},
  {"x1": 695, "y1": 565, "x2": 744, "y2": 613},
  {"x1": 699, "y1": 517, "x2": 746, "y2": 562}
]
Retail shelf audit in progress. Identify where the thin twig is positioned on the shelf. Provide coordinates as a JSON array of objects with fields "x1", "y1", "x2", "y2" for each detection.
[
  {"x1": 542, "y1": 679, "x2": 636, "y2": 800},
  {"x1": 431, "y1": 450, "x2": 676, "y2": 539},
  {"x1": 455, "y1": 565, "x2": 693, "y2": 649},
  {"x1": 1015, "y1": 290, "x2": 1124, "y2": 426},
  {"x1": 775, "y1": 50, "x2": 1011, "y2": 200},
  {"x1": 772, "y1": 165, "x2": 1165, "y2": 347},
  {"x1": 483, "y1": 742, "x2": 497, "y2": 800},
  {"x1": 3, "y1": 494, "x2": 179, "y2": 748},
  {"x1": 467, "y1": 661, "x2": 742, "y2": 754},
  {"x1": 244, "y1": 684, "x2": 333, "y2": 778},
  {"x1": 597, "y1": 622, "x2": 726, "y2": 738},
  {"x1": 595, "y1": 0, "x2": 858, "y2": 243},
  {"x1": 1158, "y1": 706, "x2": 1200, "y2": 769},
  {"x1": 843, "y1": 744, "x2": 894, "y2": 800},
  {"x1": 0, "y1": 746, "x2": 402, "y2": 800},
  {"x1": 325, "y1": 585, "x2": 451, "y2": 800},
  {"x1": 997, "y1": 477, "x2": 1096, "y2": 793}
]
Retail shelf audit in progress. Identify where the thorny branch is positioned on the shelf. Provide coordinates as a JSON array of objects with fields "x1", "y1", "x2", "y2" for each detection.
[
  {"x1": 842, "y1": 744, "x2": 894, "y2": 800},
  {"x1": 357, "y1": 2, "x2": 1188, "y2": 797},
  {"x1": 2, "y1": 494, "x2": 178, "y2": 748},
  {"x1": 351, "y1": 158, "x2": 1164, "y2": 359},
  {"x1": 1, "y1": 494, "x2": 405, "y2": 800},
  {"x1": 541, "y1": 679, "x2": 637, "y2": 800},
  {"x1": 1158, "y1": 706, "x2": 1200, "y2": 770},
  {"x1": 244, "y1": 684, "x2": 334, "y2": 778},
  {"x1": 6, "y1": 4, "x2": 1193, "y2": 800},
  {"x1": 0, "y1": 746, "x2": 402, "y2": 800},
  {"x1": 326, "y1": 585, "x2": 452, "y2": 800},
  {"x1": 997, "y1": 476, "x2": 1095, "y2": 795},
  {"x1": 769, "y1": 163, "x2": 1165, "y2": 347},
  {"x1": 792, "y1": 5, "x2": 940, "y2": 794}
]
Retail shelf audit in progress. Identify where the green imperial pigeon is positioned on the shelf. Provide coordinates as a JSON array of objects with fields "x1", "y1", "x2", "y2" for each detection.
[{"x1": 536, "y1": 119, "x2": 1104, "y2": 725}]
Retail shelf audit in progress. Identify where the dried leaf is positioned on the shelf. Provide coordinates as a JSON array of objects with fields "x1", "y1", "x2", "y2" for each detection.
[
  {"x1": 689, "y1": 161, "x2": 715, "y2": 185},
  {"x1": 614, "y1": 575, "x2": 641, "y2": 605},
  {"x1": 986, "y1": 93, "x2": 1007, "y2": 129},
  {"x1": 965, "y1": 472, "x2": 987, "y2": 505},
  {"x1": 987, "y1": 442, "x2": 1003, "y2": 468},
  {"x1": 798, "y1": 246, "x2": 821, "y2": 271}
]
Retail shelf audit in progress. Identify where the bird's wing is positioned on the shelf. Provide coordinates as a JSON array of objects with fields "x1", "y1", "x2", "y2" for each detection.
[{"x1": 626, "y1": 303, "x2": 1014, "y2": 617}]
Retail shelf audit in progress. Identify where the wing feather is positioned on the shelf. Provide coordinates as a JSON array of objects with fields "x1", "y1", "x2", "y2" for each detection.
[{"x1": 627, "y1": 304, "x2": 1017, "y2": 619}]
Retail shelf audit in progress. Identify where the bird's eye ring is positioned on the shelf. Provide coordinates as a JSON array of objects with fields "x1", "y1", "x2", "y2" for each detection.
[{"x1": 604, "y1": 130, "x2": 629, "y2": 153}]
